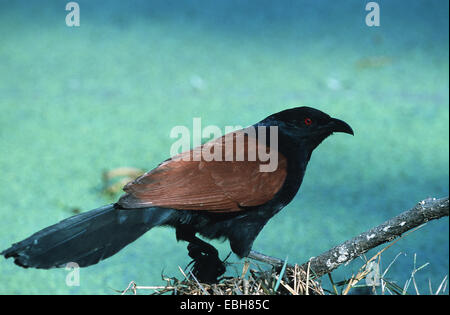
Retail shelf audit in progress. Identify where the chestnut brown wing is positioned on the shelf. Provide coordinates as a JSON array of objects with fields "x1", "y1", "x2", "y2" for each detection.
[{"x1": 117, "y1": 131, "x2": 287, "y2": 212}]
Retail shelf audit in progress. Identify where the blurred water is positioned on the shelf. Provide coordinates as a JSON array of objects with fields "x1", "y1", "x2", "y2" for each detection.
[{"x1": 0, "y1": 0, "x2": 448, "y2": 294}]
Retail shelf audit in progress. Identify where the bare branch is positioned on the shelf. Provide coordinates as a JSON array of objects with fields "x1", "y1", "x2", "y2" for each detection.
[{"x1": 249, "y1": 196, "x2": 449, "y2": 279}]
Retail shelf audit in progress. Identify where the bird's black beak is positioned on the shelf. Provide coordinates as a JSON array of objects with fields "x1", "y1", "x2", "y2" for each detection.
[{"x1": 328, "y1": 118, "x2": 354, "y2": 135}]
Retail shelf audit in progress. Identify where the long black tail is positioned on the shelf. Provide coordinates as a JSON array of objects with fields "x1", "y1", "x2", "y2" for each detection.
[{"x1": 1, "y1": 204, "x2": 174, "y2": 269}]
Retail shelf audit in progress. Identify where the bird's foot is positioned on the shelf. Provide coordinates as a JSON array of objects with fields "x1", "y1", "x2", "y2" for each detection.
[{"x1": 185, "y1": 243, "x2": 226, "y2": 284}]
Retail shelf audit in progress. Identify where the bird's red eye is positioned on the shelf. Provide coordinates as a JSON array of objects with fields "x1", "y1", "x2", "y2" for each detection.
[{"x1": 304, "y1": 118, "x2": 312, "y2": 126}]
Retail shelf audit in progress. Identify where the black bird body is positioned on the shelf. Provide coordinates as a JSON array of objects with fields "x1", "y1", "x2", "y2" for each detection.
[{"x1": 2, "y1": 107, "x2": 353, "y2": 281}]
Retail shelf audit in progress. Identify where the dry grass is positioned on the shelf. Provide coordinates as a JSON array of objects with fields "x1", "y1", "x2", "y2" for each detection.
[{"x1": 120, "y1": 260, "x2": 324, "y2": 295}]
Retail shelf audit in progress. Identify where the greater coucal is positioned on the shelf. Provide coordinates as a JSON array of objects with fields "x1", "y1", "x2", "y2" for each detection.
[{"x1": 2, "y1": 106, "x2": 353, "y2": 282}]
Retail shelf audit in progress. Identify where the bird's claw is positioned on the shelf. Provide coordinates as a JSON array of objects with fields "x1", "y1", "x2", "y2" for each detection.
[{"x1": 185, "y1": 243, "x2": 226, "y2": 284}]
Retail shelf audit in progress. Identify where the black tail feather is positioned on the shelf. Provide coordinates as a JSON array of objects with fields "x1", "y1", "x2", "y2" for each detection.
[{"x1": 1, "y1": 204, "x2": 173, "y2": 269}]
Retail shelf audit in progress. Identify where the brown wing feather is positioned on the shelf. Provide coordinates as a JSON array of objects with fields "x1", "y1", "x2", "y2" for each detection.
[{"x1": 118, "y1": 130, "x2": 287, "y2": 212}]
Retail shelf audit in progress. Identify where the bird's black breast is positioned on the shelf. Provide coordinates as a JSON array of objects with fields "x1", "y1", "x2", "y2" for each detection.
[{"x1": 257, "y1": 133, "x2": 311, "y2": 212}]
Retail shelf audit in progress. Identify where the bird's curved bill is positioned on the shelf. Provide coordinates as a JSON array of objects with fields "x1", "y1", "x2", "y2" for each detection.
[{"x1": 328, "y1": 118, "x2": 354, "y2": 135}]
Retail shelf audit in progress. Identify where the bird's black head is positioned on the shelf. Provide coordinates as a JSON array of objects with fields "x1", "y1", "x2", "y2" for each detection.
[{"x1": 260, "y1": 106, "x2": 354, "y2": 150}]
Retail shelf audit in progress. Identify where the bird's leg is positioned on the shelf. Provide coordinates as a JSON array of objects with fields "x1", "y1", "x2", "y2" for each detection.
[
  {"x1": 187, "y1": 242, "x2": 226, "y2": 284},
  {"x1": 187, "y1": 236, "x2": 219, "y2": 259},
  {"x1": 176, "y1": 226, "x2": 225, "y2": 283},
  {"x1": 176, "y1": 225, "x2": 218, "y2": 258}
]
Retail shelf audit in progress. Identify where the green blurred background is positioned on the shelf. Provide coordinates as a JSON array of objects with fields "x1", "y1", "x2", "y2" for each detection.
[{"x1": 0, "y1": 0, "x2": 448, "y2": 294}]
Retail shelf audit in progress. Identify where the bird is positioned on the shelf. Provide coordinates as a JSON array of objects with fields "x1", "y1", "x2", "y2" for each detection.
[{"x1": 1, "y1": 106, "x2": 353, "y2": 283}]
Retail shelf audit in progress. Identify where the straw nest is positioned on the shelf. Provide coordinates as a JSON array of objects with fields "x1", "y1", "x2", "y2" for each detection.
[{"x1": 121, "y1": 260, "x2": 324, "y2": 295}]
